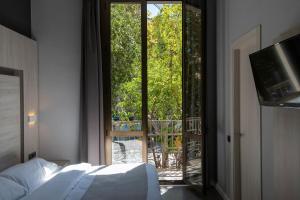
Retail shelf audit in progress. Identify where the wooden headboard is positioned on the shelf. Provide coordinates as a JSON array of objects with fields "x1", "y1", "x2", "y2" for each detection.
[
  {"x1": 0, "y1": 24, "x2": 38, "y2": 168},
  {"x1": 0, "y1": 67, "x2": 24, "y2": 171}
]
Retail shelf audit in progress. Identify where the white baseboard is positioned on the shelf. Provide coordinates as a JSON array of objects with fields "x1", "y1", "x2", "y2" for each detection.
[{"x1": 215, "y1": 183, "x2": 231, "y2": 200}]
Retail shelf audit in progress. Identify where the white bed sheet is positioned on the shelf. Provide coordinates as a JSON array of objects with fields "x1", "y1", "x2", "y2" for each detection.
[
  {"x1": 65, "y1": 163, "x2": 161, "y2": 200},
  {"x1": 23, "y1": 163, "x2": 161, "y2": 200}
]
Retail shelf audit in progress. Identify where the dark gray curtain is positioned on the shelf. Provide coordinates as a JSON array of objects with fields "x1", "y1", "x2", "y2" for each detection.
[{"x1": 80, "y1": 0, "x2": 105, "y2": 165}]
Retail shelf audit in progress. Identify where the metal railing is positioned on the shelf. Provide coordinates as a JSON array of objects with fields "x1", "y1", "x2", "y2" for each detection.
[
  {"x1": 111, "y1": 118, "x2": 201, "y2": 171},
  {"x1": 148, "y1": 120, "x2": 182, "y2": 170}
]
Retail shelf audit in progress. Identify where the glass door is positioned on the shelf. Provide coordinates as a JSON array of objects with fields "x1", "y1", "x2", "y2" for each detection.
[
  {"x1": 103, "y1": 2, "x2": 206, "y2": 186},
  {"x1": 182, "y1": 0, "x2": 205, "y2": 190},
  {"x1": 147, "y1": 2, "x2": 183, "y2": 182},
  {"x1": 105, "y1": 2, "x2": 148, "y2": 165}
]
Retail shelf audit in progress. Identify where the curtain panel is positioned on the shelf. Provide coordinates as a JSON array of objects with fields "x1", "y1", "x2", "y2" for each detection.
[{"x1": 80, "y1": 0, "x2": 105, "y2": 165}]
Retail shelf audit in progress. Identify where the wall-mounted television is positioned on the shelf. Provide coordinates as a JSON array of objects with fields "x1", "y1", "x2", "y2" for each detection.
[{"x1": 249, "y1": 34, "x2": 300, "y2": 107}]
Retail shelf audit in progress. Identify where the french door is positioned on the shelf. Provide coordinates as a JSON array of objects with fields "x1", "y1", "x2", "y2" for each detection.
[
  {"x1": 101, "y1": 0, "x2": 206, "y2": 190},
  {"x1": 182, "y1": 0, "x2": 206, "y2": 191}
]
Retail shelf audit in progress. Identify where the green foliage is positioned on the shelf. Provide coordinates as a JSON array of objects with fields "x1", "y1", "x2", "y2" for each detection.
[
  {"x1": 111, "y1": 4, "x2": 182, "y2": 121},
  {"x1": 147, "y1": 5, "x2": 182, "y2": 120}
]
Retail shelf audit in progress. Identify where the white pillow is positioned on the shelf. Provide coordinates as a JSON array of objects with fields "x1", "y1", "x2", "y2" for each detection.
[
  {"x1": 38, "y1": 158, "x2": 60, "y2": 177},
  {"x1": 0, "y1": 177, "x2": 27, "y2": 200},
  {"x1": 0, "y1": 158, "x2": 59, "y2": 193}
]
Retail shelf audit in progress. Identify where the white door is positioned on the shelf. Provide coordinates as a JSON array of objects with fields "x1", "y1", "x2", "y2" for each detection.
[{"x1": 232, "y1": 26, "x2": 261, "y2": 200}]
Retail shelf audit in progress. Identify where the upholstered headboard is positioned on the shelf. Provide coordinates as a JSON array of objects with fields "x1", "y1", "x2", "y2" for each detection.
[{"x1": 0, "y1": 67, "x2": 24, "y2": 171}]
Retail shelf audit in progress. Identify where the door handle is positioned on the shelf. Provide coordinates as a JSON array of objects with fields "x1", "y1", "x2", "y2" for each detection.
[{"x1": 240, "y1": 133, "x2": 245, "y2": 137}]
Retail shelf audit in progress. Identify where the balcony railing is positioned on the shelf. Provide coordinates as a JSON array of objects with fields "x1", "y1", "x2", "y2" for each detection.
[
  {"x1": 148, "y1": 120, "x2": 182, "y2": 170},
  {"x1": 111, "y1": 118, "x2": 201, "y2": 180}
]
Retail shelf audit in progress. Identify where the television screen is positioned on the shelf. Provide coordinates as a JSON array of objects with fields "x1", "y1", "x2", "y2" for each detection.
[{"x1": 249, "y1": 34, "x2": 300, "y2": 107}]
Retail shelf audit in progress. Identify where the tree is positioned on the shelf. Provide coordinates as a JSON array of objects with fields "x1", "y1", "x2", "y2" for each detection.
[
  {"x1": 111, "y1": 4, "x2": 142, "y2": 121},
  {"x1": 147, "y1": 4, "x2": 182, "y2": 120},
  {"x1": 111, "y1": 4, "x2": 182, "y2": 121}
]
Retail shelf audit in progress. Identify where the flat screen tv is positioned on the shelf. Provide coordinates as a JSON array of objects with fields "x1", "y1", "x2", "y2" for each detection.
[{"x1": 249, "y1": 34, "x2": 300, "y2": 107}]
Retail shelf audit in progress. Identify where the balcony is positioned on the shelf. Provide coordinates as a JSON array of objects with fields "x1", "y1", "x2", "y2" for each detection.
[{"x1": 111, "y1": 118, "x2": 201, "y2": 181}]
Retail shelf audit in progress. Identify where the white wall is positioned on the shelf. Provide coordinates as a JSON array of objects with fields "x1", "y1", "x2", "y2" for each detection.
[
  {"x1": 31, "y1": 0, "x2": 82, "y2": 163},
  {"x1": 217, "y1": 0, "x2": 300, "y2": 198}
]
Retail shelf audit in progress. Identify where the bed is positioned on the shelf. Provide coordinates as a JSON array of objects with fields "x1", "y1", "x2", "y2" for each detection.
[
  {"x1": 0, "y1": 67, "x2": 161, "y2": 200},
  {"x1": 0, "y1": 158, "x2": 161, "y2": 200}
]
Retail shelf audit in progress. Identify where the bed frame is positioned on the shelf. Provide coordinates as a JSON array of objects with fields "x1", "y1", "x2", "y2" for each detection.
[{"x1": 0, "y1": 66, "x2": 24, "y2": 171}]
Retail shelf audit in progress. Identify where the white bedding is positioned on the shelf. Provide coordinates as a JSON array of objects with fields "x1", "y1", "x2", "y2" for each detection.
[
  {"x1": 0, "y1": 158, "x2": 60, "y2": 194},
  {"x1": 22, "y1": 163, "x2": 161, "y2": 200},
  {"x1": 0, "y1": 177, "x2": 27, "y2": 200}
]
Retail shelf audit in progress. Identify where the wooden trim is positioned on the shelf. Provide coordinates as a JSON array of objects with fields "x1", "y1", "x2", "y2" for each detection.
[
  {"x1": 230, "y1": 25, "x2": 262, "y2": 200},
  {"x1": 105, "y1": 136, "x2": 112, "y2": 164},
  {"x1": 0, "y1": 67, "x2": 24, "y2": 165},
  {"x1": 141, "y1": 133, "x2": 147, "y2": 162},
  {"x1": 19, "y1": 70, "x2": 24, "y2": 163},
  {"x1": 233, "y1": 49, "x2": 241, "y2": 200},
  {"x1": 101, "y1": 0, "x2": 112, "y2": 165},
  {"x1": 110, "y1": 131, "x2": 144, "y2": 137}
]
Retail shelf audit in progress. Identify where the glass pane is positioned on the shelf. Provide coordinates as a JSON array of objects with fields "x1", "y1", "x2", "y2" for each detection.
[
  {"x1": 184, "y1": 3, "x2": 203, "y2": 186},
  {"x1": 147, "y1": 3, "x2": 183, "y2": 181},
  {"x1": 111, "y1": 3, "x2": 142, "y2": 131},
  {"x1": 112, "y1": 136, "x2": 143, "y2": 164},
  {"x1": 185, "y1": 120, "x2": 202, "y2": 185}
]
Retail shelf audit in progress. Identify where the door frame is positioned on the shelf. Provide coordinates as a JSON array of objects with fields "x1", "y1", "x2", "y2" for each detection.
[
  {"x1": 230, "y1": 25, "x2": 261, "y2": 200},
  {"x1": 101, "y1": 0, "x2": 148, "y2": 165},
  {"x1": 100, "y1": 1, "x2": 207, "y2": 189}
]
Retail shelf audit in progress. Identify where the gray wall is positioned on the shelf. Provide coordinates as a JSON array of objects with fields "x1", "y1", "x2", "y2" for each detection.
[
  {"x1": 0, "y1": 0, "x2": 31, "y2": 37},
  {"x1": 31, "y1": 0, "x2": 82, "y2": 163},
  {"x1": 217, "y1": 0, "x2": 300, "y2": 198}
]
